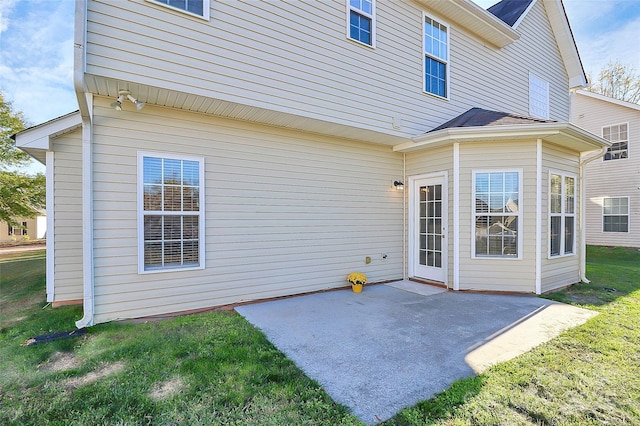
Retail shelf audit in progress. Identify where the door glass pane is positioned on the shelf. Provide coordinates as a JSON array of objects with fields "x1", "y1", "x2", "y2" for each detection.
[{"x1": 418, "y1": 184, "x2": 443, "y2": 269}]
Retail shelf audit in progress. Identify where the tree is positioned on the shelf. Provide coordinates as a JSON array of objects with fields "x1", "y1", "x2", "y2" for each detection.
[
  {"x1": 588, "y1": 60, "x2": 640, "y2": 104},
  {"x1": 0, "y1": 90, "x2": 45, "y2": 227}
]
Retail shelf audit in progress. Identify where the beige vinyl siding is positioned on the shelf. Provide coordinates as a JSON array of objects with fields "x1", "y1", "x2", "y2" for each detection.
[
  {"x1": 51, "y1": 131, "x2": 84, "y2": 302},
  {"x1": 405, "y1": 145, "x2": 454, "y2": 283},
  {"x1": 85, "y1": 0, "x2": 569, "y2": 140},
  {"x1": 458, "y1": 141, "x2": 538, "y2": 292},
  {"x1": 90, "y1": 97, "x2": 404, "y2": 323},
  {"x1": 572, "y1": 93, "x2": 640, "y2": 248},
  {"x1": 541, "y1": 144, "x2": 581, "y2": 292},
  {"x1": 1, "y1": 217, "x2": 39, "y2": 243}
]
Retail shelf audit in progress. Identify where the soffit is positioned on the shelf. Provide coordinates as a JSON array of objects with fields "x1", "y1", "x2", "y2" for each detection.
[{"x1": 83, "y1": 75, "x2": 410, "y2": 146}]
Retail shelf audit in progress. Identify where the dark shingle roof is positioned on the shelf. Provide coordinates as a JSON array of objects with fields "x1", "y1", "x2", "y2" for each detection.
[
  {"x1": 429, "y1": 107, "x2": 555, "y2": 133},
  {"x1": 487, "y1": 0, "x2": 534, "y2": 27}
]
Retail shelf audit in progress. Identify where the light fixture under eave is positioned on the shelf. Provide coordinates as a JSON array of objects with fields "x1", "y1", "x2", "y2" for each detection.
[
  {"x1": 111, "y1": 90, "x2": 145, "y2": 111},
  {"x1": 126, "y1": 94, "x2": 145, "y2": 110},
  {"x1": 393, "y1": 180, "x2": 404, "y2": 190},
  {"x1": 110, "y1": 94, "x2": 125, "y2": 111}
]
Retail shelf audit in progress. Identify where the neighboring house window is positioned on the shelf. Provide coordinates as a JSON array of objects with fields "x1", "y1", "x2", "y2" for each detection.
[
  {"x1": 473, "y1": 170, "x2": 521, "y2": 258},
  {"x1": 603, "y1": 197, "x2": 629, "y2": 232},
  {"x1": 8, "y1": 222, "x2": 28, "y2": 236},
  {"x1": 603, "y1": 123, "x2": 628, "y2": 160},
  {"x1": 424, "y1": 16, "x2": 448, "y2": 98},
  {"x1": 549, "y1": 173, "x2": 575, "y2": 257},
  {"x1": 138, "y1": 153, "x2": 205, "y2": 272},
  {"x1": 348, "y1": 0, "x2": 374, "y2": 46},
  {"x1": 147, "y1": 0, "x2": 210, "y2": 19},
  {"x1": 529, "y1": 74, "x2": 549, "y2": 119}
]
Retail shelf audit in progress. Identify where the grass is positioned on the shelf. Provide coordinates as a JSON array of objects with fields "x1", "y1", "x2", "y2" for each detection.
[
  {"x1": 384, "y1": 245, "x2": 640, "y2": 425},
  {"x1": 1, "y1": 246, "x2": 639, "y2": 425},
  {"x1": 0, "y1": 249, "x2": 359, "y2": 425}
]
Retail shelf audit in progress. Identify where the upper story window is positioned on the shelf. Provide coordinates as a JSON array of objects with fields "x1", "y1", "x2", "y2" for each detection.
[
  {"x1": 138, "y1": 152, "x2": 205, "y2": 273},
  {"x1": 348, "y1": 0, "x2": 375, "y2": 46},
  {"x1": 549, "y1": 173, "x2": 575, "y2": 257},
  {"x1": 147, "y1": 0, "x2": 210, "y2": 20},
  {"x1": 603, "y1": 123, "x2": 628, "y2": 160},
  {"x1": 424, "y1": 15, "x2": 448, "y2": 98},
  {"x1": 529, "y1": 74, "x2": 549, "y2": 119},
  {"x1": 473, "y1": 170, "x2": 522, "y2": 259}
]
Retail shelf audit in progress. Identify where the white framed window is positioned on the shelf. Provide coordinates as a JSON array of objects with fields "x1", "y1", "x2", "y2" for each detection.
[
  {"x1": 529, "y1": 74, "x2": 549, "y2": 119},
  {"x1": 603, "y1": 197, "x2": 629, "y2": 232},
  {"x1": 347, "y1": 0, "x2": 375, "y2": 47},
  {"x1": 8, "y1": 222, "x2": 28, "y2": 236},
  {"x1": 602, "y1": 123, "x2": 628, "y2": 160},
  {"x1": 423, "y1": 15, "x2": 449, "y2": 99},
  {"x1": 473, "y1": 170, "x2": 522, "y2": 259},
  {"x1": 147, "y1": 0, "x2": 210, "y2": 20},
  {"x1": 549, "y1": 172, "x2": 576, "y2": 257},
  {"x1": 137, "y1": 152, "x2": 205, "y2": 273}
]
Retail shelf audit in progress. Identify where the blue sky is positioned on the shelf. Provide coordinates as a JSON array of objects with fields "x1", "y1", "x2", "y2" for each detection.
[{"x1": 1, "y1": 0, "x2": 640, "y2": 126}]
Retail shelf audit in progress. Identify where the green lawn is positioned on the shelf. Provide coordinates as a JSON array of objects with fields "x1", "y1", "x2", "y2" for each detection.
[
  {"x1": 1, "y1": 246, "x2": 639, "y2": 425},
  {"x1": 385, "y1": 246, "x2": 640, "y2": 425}
]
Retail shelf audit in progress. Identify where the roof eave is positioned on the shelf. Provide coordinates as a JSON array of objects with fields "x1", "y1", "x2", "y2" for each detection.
[
  {"x1": 414, "y1": 0, "x2": 520, "y2": 48},
  {"x1": 575, "y1": 89, "x2": 640, "y2": 112},
  {"x1": 543, "y1": 0, "x2": 587, "y2": 89},
  {"x1": 13, "y1": 111, "x2": 82, "y2": 164},
  {"x1": 393, "y1": 122, "x2": 609, "y2": 153}
]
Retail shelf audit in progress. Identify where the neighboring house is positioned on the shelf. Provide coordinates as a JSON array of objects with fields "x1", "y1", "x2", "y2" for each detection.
[
  {"x1": 571, "y1": 90, "x2": 640, "y2": 248},
  {"x1": 15, "y1": 0, "x2": 607, "y2": 327},
  {"x1": 0, "y1": 216, "x2": 46, "y2": 243}
]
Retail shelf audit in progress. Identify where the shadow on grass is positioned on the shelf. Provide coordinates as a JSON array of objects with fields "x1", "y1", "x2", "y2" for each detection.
[
  {"x1": 382, "y1": 376, "x2": 485, "y2": 425},
  {"x1": 543, "y1": 246, "x2": 640, "y2": 307}
]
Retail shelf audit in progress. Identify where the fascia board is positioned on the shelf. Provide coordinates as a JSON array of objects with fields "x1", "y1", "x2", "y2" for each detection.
[
  {"x1": 394, "y1": 122, "x2": 609, "y2": 153},
  {"x1": 413, "y1": 0, "x2": 519, "y2": 48},
  {"x1": 14, "y1": 112, "x2": 82, "y2": 150},
  {"x1": 575, "y1": 89, "x2": 640, "y2": 112},
  {"x1": 544, "y1": 0, "x2": 587, "y2": 89}
]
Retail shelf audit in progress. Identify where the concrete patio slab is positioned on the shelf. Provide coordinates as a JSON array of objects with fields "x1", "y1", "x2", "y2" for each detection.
[{"x1": 235, "y1": 281, "x2": 597, "y2": 424}]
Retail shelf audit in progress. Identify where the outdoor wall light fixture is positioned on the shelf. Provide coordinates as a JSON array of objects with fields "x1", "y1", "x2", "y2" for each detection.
[
  {"x1": 127, "y1": 94, "x2": 145, "y2": 110},
  {"x1": 393, "y1": 180, "x2": 404, "y2": 190},
  {"x1": 110, "y1": 93, "x2": 126, "y2": 111},
  {"x1": 110, "y1": 90, "x2": 145, "y2": 111}
]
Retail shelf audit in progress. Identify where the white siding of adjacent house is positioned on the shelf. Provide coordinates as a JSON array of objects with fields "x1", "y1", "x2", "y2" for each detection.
[
  {"x1": 90, "y1": 97, "x2": 404, "y2": 323},
  {"x1": 51, "y1": 131, "x2": 85, "y2": 302},
  {"x1": 540, "y1": 144, "x2": 581, "y2": 292},
  {"x1": 84, "y1": 0, "x2": 569, "y2": 141},
  {"x1": 572, "y1": 93, "x2": 640, "y2": 248}
]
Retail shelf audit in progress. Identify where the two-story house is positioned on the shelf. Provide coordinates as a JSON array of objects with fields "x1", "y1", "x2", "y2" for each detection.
[
  {"x1": 15, "y1": 0, "x2": 607, "y2": 327},
  {"x1": 571, "y1": 89, "x2": 639, "y2": 248}
]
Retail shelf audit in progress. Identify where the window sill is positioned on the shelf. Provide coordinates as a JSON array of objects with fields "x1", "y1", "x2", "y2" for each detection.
[
  {"x1": 548, "y1": 253, "x2": 576, "y2": 260},
  {"x1": 347, "y1": 37, "x2": 376, "y2": 50},
  {"x1": 138, "y1": 264, "x2": 205, "y2": 275},
  {"x1": 471, "y1": 255, "x2": 522, "y2": 261},
  {"x1": 145, "y1": 0, "x2": 210, "y2": 21},
  {"x1": 423, "y1": 90, "x2": 449, "y2": 101}
]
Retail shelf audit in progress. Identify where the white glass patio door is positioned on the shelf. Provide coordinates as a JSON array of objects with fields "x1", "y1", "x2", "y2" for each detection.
[{"x1": 411, "y1": 175, "x2": 447, "y2": 283}]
